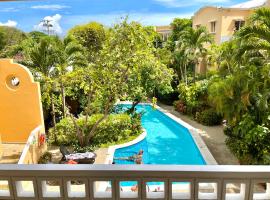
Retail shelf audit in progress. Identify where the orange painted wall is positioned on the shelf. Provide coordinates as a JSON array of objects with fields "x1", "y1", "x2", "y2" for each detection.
[{"x1": 0, "y1": 59, "x2": 44, "y2": 143}]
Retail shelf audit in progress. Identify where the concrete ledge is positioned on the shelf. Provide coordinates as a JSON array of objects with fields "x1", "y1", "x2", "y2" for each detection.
[
  {"x1": 116, "y1": 102, "x2": 217, "y2": 165},
  {"x1": 105, "y1": 130, "x2": 147, "y2": 164}
]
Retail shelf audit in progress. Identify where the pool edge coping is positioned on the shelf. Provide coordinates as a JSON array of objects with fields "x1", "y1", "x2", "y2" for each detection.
[{"x1": 106, "y1": 101, "x2": 217, "y2": 165}]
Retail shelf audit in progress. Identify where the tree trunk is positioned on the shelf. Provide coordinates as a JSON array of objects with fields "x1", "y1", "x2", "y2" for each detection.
[
  {"x1": 193, "y1": 62, "x2": 196, "y2": 83},
  {"x1": 60, "y1": 81, "x2": 66, "y2": 119},
  {"x1": 50, "y1": 93, "x2": 57, "y2": 143},
  {"x1": 184, "y1": 64, "x2": 188, "y2": 85},
  {"x1": 51, "y1": 93, "x2": 56, "y2": 127},
  {"x1": 128, "y1": 100, "x2": 140, "y2": 114},
  {"x1": 86, "y1": 113, "x2": 109, "y2": 146},
  {"x1": 179, "y1": 64, "x2": 184, "y2": 83},
  {"x1": 70, "y1": 114, "x2": 85, "y2": 147}
]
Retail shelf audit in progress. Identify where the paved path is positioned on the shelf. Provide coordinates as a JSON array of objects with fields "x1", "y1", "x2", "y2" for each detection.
[{"x1": 158, "y1": 103, "x2": 239, "y2": 165}]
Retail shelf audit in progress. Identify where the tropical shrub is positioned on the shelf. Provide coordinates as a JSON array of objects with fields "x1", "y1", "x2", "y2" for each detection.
[
  {"x1": 38, "y1": 152, "x2": 53, "y2": 164},
  {"x1": 173, "y1": 100, "x2": 187, "y2": 114},
  {"x1": 196, "y1": 108, "x2": 223, "y2": 126},
  {"x1": 48, "y1": 113, "x2": 142, "y2": 149},
  {"x1": 49, "y1": 117, "x2": 77, "y2": 145},
  {"x1": 225, "y1": 114, "x2": 270, "y2": 164},
  {"x1": 178, "y1": 80, "x2": 209, "y2": 116}
]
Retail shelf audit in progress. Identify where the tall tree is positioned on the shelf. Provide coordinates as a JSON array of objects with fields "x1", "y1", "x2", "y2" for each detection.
[
  {"x1": 167, "y1": 18, "x2": 192, "y2": 51},
  {"x1": 68, "y1": 22, "x2": 106, "y2": 63},
  {"x1": 238, "y1": 7, "x2": 270, "y2": 64},
  {"x1": 69, "y1": 20, "x2": 173, "y2": 146},
  {"x1": 178, "y1": 27, "x2": 213, "y2": 82},
  {"x1": 0, "y1": 26, "x2": 26, "y2": 58},
  {"x1": 53, "y1": 35, "x2": 87, "y2": 118}
]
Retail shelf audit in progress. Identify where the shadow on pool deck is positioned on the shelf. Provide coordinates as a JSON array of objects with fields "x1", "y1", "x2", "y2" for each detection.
[{"x1": 158, "y1": 103, "x2": 239, "y2": 165}]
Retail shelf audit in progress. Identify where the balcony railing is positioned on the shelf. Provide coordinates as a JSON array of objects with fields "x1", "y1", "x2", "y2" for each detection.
[
  {"x1": 18, "y1": 126, "x2": 46, "y2": 164},
  {"x1": 0, "y1": 164, "x2": 269, "y2": 199}
]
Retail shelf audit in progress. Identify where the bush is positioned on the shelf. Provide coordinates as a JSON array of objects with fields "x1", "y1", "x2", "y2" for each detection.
[
  {"x1": 38, "y1": 152, "x2": 52, "y2": 164},
  {"x1": 225, "y1": 114, "x2": 270, "y2": 164},
  {"x1": 48, "y1": 118, "x2": 77, "y2": 146},
  {"x1": 196, "y1": 108, "x2": 223, "y2": 126},
  {"x1": 156, "y1": 90, "x2": 179, "y2": 105},
  {"x1": 48, "y1": 113, "x2": 142, "y2": 148},
  {"x1": 177, "y1": 80, "x2": 209, "y2": 116},
  {"x1": 173, "y1": 100, "x2": 187, "y2": 114}
]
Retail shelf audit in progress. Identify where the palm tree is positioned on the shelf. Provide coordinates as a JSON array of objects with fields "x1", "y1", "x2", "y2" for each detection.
[
  {"x1": 173, "y1": 46, "x2": 188, "y2": 85},
  {"x1": 53, "y1": 36, "x2": 87, "y2": 118},
  {"x1": 238, "y1": 8, "x2": 270, "y2": 64},
  {"x1": 178, "y1": 26, "x2": 213, "y2": 82},
  {"x1": 22, "y1": 36, "x2": 59, "y2": 127}
]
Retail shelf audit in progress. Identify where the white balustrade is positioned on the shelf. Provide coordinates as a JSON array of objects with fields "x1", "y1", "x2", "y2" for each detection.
[{"x1": 0, "y1": 165, "x2": 269, "y2": 199}]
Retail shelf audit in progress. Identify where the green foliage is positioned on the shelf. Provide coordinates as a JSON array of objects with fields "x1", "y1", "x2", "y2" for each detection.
[
  {"x1": 167, "y1": 18, "x2": 192, "y2": 51},
  {"x1": 48, "y1": 113, "x2": 142, "y2": 148},
  {"x1": 175, "y1": 79, "x2": 222, "y2": 126},
  {"x1": 173, "y1": 100, "x2": 187, "y2": 114},
  {"x1": 0, "y1": 26, "x2": 27, "y2": 57},
  {"x1": 226, "y1": 114, "x2": 270, "y2": 164},
  {"x1": 49, "y1": 117, "x2": 77, "y2": 145},
  {"x1": 208, "y1": 8, "x2": 270, "y2": 164},
  {"x1": 178, "y1": 80, "x2": 209, "y2": 115},
  {"x1": 38, "y1": 152, "x2": 53, "y2": 164},
  {"x1": 173, "y1": 26, "x2": 213, "y2": 83},
  {"x1": 0, "y1": 31, "x2": 5, "y2": 51},
  {"x1": 68, "y1": 22, "x2": 106, "y2": 62},
  {"x1": 196, "y1": 108, "x2": 222, "y2": 126},
  {"x1": 91, "y1": 19, "x2": 174, "y2": 109}
]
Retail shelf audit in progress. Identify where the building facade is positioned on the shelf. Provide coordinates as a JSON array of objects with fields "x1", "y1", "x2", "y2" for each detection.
[
  {"x1": 193, "y1": 0, "x2": 270, "y2": 44},
  {"x1": 155, "y1": 25, "x2": 172, "y2": 41}
]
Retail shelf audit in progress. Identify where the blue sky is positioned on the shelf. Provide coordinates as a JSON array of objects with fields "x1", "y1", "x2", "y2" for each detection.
[{"x1": 0, "y1": 0, "x2": 248, "y2": 35}]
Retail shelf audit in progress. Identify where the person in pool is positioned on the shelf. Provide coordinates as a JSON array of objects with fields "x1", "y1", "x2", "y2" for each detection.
[{"x1": 114, "y1": 150, "x2": 144, "y2": 162}]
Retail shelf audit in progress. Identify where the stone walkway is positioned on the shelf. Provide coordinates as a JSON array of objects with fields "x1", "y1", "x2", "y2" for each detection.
[{"x1": 158, "y1": 103, "x2": 239, "y2": 165}]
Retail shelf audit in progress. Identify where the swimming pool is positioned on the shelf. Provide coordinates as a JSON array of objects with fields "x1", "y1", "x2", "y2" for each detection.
[{"x1": 113, "y1": 104, "x2": 206, "y2": 165}]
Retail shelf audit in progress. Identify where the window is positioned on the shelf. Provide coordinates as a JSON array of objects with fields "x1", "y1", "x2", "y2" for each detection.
[
  {"x1": 210, "y1": 21, "x2": 216, "y2": 33},
  {"x1": 235, "y1": 20, "x2": 245, "y2": 31}
]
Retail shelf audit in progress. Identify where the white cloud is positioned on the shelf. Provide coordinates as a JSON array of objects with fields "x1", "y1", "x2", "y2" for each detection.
[
  {"x1": 0, "y1": 7, "x2": 19, "y2": 12},
  {"x1": 0, "y1": 20, "x2": 17, "y2": 27},
  {"x1": 154, "y1": 0, "x2": 231, "y2": 7},
  {"x1": 34, "y1": 14, "x2": 63, "y2": 35},
  {"x1": 64, "y1": 12, "x2": 193, "y2": 28},
  {"x1": 31, "y1": 4, "x2": 70, "y2": 11}
]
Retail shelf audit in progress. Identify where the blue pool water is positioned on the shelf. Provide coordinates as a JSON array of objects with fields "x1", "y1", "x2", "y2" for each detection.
[{"x1": 113, "y1": 104, "x2": 206, "y2": 165}]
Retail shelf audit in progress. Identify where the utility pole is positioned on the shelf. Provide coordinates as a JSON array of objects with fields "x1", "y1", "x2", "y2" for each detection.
[{"x1": 41, "y1": 19, "x2": 54, "y2": 35}]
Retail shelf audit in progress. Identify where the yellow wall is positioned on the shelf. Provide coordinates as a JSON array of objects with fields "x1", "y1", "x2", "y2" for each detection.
[
  {"x1": 19, "y1": 127, "x2": 47, "y2": 164},
  {"x1": 193, "y1": 7, "x2": 223, "y2": 44},
  {"x1": 220, "y1": 9, "x2": 251, "y2": 42},
  {"x1": 193, "y1": 7, "x2": 251, "y2": 44},
  {"x1": 0, "y1": 59, "x2": 44, "y2": 143}
]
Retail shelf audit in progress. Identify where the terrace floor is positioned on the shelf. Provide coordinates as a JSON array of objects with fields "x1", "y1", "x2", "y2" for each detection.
[
  {"x1": 0, "y1": 143, "x2": 25, "y2": 164},
  {"x1": 48, "y1": 146, "x2": 108, "y2": 164},
  {"x1": 158, "y1": 103, "x2": 239, "y2": 165}
]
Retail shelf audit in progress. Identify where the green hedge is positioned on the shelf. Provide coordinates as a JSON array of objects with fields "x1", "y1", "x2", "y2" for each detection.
[
  {"x1": 196, "y1": 109, "x2": 223, "y2": 126},
  {"x1": 48, "y1": 113, "x2": 142, "y2": 148},
  {"x1": 225, "y1": 114, "x2": 270, "y2": 164}
]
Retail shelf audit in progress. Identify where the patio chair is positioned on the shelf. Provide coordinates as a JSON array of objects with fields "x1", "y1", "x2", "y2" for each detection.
[
  {"x1": 60, "y1": 145, "x2": 71, "y2": 161},
  {"x1": 77, "y1": 152, "x2": 97, "y2": 164}
]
